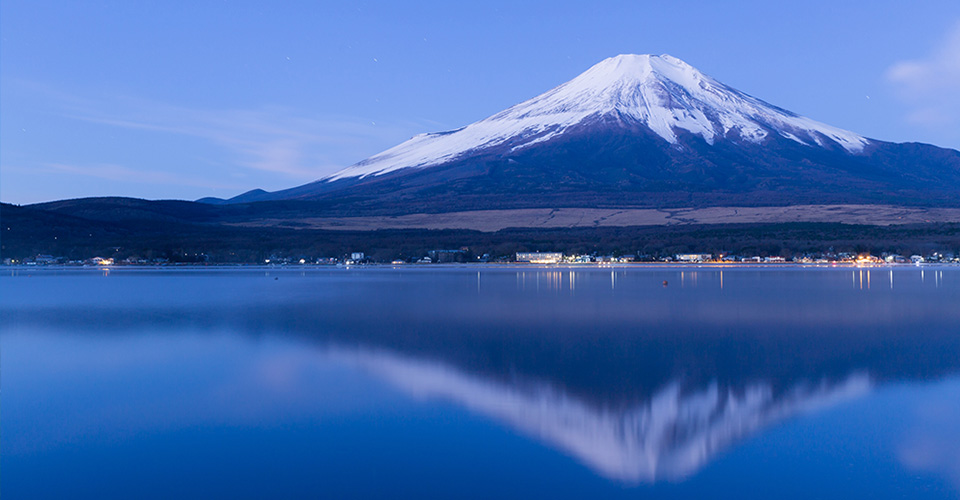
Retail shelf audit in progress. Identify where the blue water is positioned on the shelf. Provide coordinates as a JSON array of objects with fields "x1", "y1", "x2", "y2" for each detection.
[{"x1": 2, "y1": 266, "x2": 959, "y2": 498}]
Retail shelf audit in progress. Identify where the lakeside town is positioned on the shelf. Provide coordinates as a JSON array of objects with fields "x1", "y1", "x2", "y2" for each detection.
[{"x1": 5, "y1": 250, "x2": 959, "y2": 267}]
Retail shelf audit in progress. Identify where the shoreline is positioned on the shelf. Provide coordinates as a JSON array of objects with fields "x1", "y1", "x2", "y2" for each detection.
[{"x1": 5, "y1": 262, "x2": 959, "y2": 271}]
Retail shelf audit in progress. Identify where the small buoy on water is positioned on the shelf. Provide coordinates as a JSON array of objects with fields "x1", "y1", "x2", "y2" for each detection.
[{"x1": 662, "y1": 280, "x2": 668, "y2": 286}]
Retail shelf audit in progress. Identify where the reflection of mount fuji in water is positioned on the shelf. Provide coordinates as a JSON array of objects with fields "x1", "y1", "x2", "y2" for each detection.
[
  {"x1": 335, "y1": 347, "x2": 871, "y2": 482},
  {"x1": 4, "y1": 268, "x2": 959, "y2": 483}
]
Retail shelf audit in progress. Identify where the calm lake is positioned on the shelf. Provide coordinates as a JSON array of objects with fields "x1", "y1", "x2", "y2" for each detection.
[{"x1": 2, "y1": 266, "x2": 959, "y2": 498}]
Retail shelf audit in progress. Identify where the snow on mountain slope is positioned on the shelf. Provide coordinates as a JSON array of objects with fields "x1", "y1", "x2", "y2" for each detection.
[{"x1": 325, "y1": 54, "x2": 869, "y2": 181}]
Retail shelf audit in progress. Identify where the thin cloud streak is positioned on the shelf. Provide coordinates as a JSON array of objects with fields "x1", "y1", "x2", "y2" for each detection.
[
  {"x1": 63, "y1": 98, "x2": 424, "y2": 180},
  {"x1": 39, "y1": 163, "x2": 248, "y2": 191},
  {"x1": 9, "y1": 79, "x2": 431, "y2": 182}
]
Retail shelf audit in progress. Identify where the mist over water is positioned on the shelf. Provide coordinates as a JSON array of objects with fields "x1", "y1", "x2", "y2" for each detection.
[{"x1": 2, "y1": 266, "x2": 959, "y2": 499}]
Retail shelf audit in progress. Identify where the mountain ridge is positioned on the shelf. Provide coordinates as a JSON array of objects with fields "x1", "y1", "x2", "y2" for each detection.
[
  {"x1": 201, "y1": 54, "x2": 959, "y2": 212},
  {"x1": 324, "y1": 53, "x2": 869, "y2": 182}
]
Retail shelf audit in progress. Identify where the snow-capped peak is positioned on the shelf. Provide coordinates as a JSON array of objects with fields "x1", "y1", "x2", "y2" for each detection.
[
  {"x1": 496, "y1": 54, "x2": 709, "y2": 120},
  {"x1": 326, "y1": 54, "x2": 869, "y2": 181}
]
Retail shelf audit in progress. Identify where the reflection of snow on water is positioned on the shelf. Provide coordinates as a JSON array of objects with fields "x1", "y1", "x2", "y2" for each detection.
[{"x1": 330, "y1": 347, "x2": 872, "y2": 483}]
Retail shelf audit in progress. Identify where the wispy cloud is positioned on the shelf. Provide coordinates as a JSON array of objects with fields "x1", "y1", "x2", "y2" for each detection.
[
  {"x1": 61, "y1": 98, "x2": 421, "y2": 180},
  {"x1": 886, "y1": 21, "x2": 960, "y2": 128},
  {"x1": 9, "y1": 79, "x2": 428, "y2": 181},
  {"x1": 40, "y1": 163, "x2": 247, "y2": 190}
]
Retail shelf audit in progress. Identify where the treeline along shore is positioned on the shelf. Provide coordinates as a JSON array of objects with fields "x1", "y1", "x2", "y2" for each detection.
[{"x1": 4, "y1": 202, "x2": 960, "y2": 264}]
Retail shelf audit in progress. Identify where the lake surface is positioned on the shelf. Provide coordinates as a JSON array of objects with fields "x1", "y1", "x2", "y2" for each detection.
[{"x1": 2, "y1": 266, "x2": 959, "y2": 499}]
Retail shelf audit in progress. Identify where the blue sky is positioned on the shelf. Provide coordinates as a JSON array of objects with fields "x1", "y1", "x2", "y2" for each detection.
[{"x1": 2, "y1": 1, "x2": 959, "y2": 204}]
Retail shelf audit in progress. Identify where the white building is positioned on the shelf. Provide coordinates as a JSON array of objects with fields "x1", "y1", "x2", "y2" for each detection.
[
  {"x1": 516, "y1": 252, "x2": 563, "y2": 264},
  {"x1": 675, "y1": 253, "x2": 712, "y2": 262}
]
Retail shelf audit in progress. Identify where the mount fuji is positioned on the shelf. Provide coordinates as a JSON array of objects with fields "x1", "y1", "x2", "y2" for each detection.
[{"x1": 206, "y1": 54, "x2": 960, "y2": 213}]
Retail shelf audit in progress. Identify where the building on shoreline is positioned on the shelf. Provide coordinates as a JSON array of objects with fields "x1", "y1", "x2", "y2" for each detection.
[
  {"x1": 675, "y1": 253, "x2": 713, "y2": 263},
  {"x1": 516, "y1": 252, "x2": 563, "y2": 264}
]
